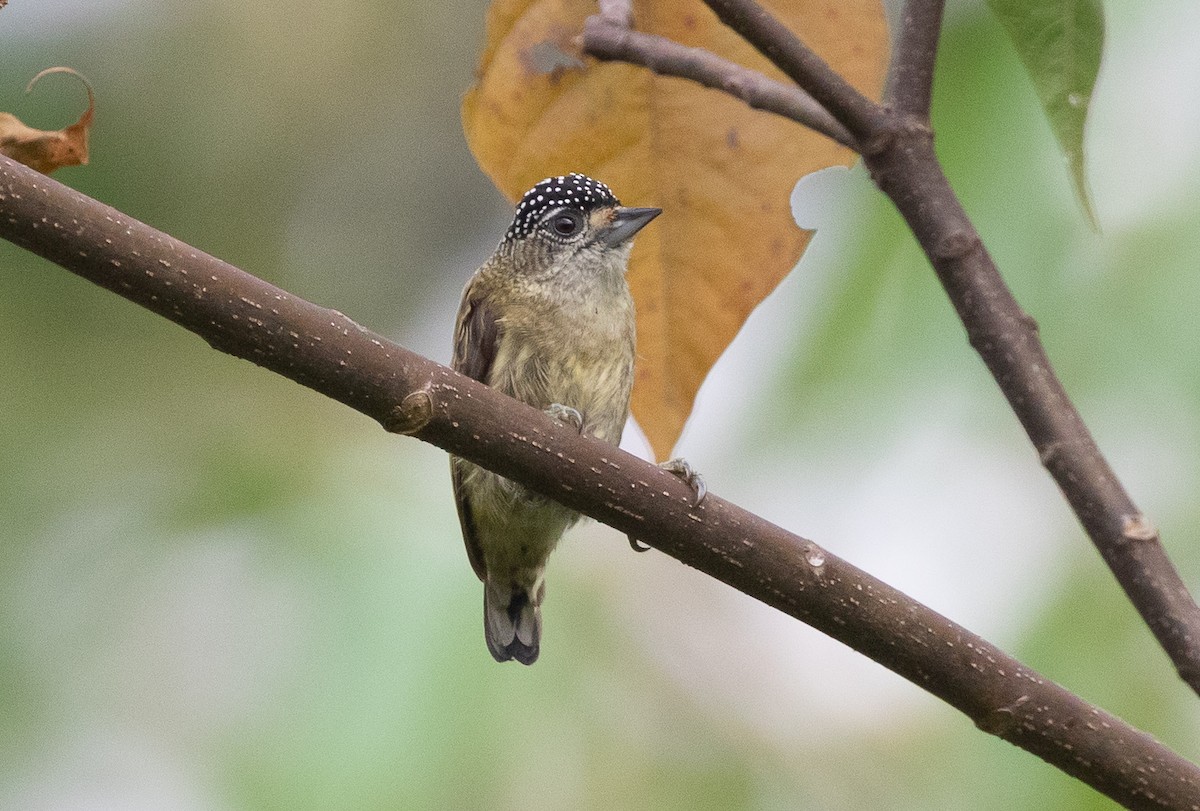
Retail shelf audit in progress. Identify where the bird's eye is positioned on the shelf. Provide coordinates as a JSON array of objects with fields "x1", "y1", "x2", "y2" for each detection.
[{"x1": 548, "y1": 211, "x2": 583, "y2": 237}]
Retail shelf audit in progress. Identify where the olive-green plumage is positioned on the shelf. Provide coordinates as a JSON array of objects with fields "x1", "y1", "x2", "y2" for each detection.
[{"x1": 451, "y1": 173, "x2": 659, "y2": 664}]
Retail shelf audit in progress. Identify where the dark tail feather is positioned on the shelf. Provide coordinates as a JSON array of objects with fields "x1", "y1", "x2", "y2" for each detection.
[{"x1": 484, "y1": 580, "x2": 541, "y2": 665}]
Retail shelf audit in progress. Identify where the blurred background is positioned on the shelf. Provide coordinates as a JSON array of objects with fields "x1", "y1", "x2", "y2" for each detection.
[{"x1": 2, "y1": 1, "x2": 1199, "y2": 808}]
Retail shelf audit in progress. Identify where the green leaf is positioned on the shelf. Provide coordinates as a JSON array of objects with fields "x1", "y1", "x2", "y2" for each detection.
[{"x1": 986, "y1": 0, "x2": 1104, "y2": 228}]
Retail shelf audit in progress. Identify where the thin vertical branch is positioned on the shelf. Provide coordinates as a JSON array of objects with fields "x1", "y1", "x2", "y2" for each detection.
[{"x1": 886, "y1": 0, "x2": 946, "y2": 117}]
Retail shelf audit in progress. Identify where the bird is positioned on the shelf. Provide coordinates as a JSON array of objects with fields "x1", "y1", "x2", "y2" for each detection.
[{"x1": 450, "y1": 173, "x2": 660, "y2": 664}]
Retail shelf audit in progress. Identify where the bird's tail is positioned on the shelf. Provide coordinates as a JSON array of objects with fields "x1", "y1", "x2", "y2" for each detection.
[{"x1": 484, "y1": 577, "x2": 542, "y2": 665}]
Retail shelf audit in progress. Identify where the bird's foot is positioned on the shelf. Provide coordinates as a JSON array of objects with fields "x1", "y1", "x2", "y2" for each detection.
[
  {"x1": 659, "y1": 457, "x2": 707, "y2": 507},
  {"x1": 544, "y1": 403, "x2": 583, "y2": 433}
]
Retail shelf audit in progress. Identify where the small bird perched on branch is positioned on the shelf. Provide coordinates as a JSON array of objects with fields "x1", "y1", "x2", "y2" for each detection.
[{"x1": 450, "y1": 173, "x2": 661, "y2": 664}]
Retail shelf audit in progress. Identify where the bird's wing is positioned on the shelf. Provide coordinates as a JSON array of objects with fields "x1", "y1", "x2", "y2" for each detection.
[
  {"x1": 450, "y1": 457, "x2": 487, "y2": 582},
  {"x1": 452, "y1": 279, "x2": 500, "y2": 384},
  {"x1": 450, "y1": 280, "x2": 501, "y2": 582}
]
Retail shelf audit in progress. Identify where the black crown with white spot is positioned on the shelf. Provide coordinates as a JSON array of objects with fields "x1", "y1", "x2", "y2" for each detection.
[{"x1": 504, "y1": 173, "x2": 620, "y2": 242}]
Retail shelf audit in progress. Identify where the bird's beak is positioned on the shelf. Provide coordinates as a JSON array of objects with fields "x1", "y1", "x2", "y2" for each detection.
[{"x1": 598, "y1": 206, "x2": 661, "y2": 247}]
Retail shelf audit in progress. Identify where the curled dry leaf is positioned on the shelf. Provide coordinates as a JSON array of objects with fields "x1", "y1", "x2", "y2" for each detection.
[
  {"x1": 0, "y1": 67, "x2": 95, "y2": 174},
  {"x1": 463, "y1": 1, "x2": 888, "y2": 459}
]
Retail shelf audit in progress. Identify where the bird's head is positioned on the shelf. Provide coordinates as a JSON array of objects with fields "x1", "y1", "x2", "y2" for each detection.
[{"x1": 499, "y1": 173, "x2": 660, "y2": 282}]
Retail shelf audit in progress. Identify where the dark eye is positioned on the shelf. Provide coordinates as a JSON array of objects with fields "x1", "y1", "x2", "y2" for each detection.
[{"x1": 548, "y1": 211, "x2": 583, "y2": 237}]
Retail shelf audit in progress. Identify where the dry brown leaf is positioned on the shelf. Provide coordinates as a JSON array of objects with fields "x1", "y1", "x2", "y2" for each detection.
[
  {"x1": 0, "y1": 67, "x2": 94, "y2": 174},
  {"x1": 463, "y1": 1, "x2": 888, "y2": 459}
]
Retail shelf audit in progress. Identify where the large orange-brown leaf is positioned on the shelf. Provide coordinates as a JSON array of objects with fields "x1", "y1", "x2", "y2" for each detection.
[
  {"x1": 0, "y1": 67, "x2": 94, "y2": 175},
  {"x1": 463, "y1": 1, "x2": 887, "y2": 459}
]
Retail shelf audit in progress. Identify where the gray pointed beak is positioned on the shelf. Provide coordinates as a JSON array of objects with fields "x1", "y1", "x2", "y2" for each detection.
[{"x1": 599, "y1": 206, "x2": 661, "y2": 247}]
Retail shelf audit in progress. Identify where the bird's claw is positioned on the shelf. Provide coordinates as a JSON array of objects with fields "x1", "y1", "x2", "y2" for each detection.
[
  {"x1": 659, "y1": 457, "x2": 707, "y2": 507},
  {"x1": 626, "y1": 458, "x2": 705, "y2": 553},
  {"x1": 544, "y1": 403, "x2": 583, "y2": 433}
]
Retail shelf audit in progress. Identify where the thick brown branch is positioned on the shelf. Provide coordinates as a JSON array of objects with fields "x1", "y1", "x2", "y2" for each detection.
[
  {"x1": 582, "y1": 15, "x2": 855, "y2": 148},
  {"x1": 2, "y1": 157, "x2": 1199, "y2": 809},
  {"x1": 886, "y1": 0, "x2": 946, "y2": 117}
]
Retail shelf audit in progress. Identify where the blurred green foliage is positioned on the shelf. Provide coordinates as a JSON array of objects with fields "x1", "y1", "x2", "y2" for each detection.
[
  {"x1": 2, "y1": 2, "x2": 1199, "y2": 809},
  {"x1": 986, "y1": 0, "x2": 1104, "y2": 224}
]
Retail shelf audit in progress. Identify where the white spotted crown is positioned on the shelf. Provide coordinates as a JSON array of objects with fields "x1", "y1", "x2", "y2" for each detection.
[{"x1": 504, "y1": 173, "x2": 620, "y2": 242}]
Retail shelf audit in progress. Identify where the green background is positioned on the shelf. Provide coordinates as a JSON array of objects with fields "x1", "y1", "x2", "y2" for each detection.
[{"x1": 2, "y1": 1, "x2": 1198, "y2": 809}]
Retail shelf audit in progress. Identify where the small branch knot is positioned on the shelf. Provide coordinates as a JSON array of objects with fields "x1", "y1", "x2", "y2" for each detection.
[
  {"x1": 860, "y1": 128, "x2": 897, "y2": 160},
  {"x1": 1018, "y1": 309, "x2": 1040, "y2": 335},
  {"x1": 1121, "y1": 513, "x2": 1159, "y2": 543},
  {"x1": 385, "y1": 387, "x2": 434, "y2": 435},
  {"x1": 860, "y1": 112, "x2": 931, "y2": 158},
  {"x1": 975, "y1": 695, "x2": 1029, "y2": 736},
  {"x1": 597, "y1": 0, "x2": 632, "y2": 28},
  {"x1": 932, "y1": 230, "x2": 981, "y2": 263},
  {"x1": 1038, "y1": 440, "x2": 1066, "y2": 468}
]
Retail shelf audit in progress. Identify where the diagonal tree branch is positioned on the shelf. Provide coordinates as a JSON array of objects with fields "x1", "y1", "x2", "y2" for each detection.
[
  {"x1": 583, "y1": 0, "x2": 1200, "y2": 700},
  {"x1": 864, "y1": 127, "x2": 1200, "y2": 687},
  {"x1": 886, "y1": 0, "x2": 946, "y2": 117},
  {"x1": 2, "y1": 154, "x2": 1199, "y2": 810}
]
